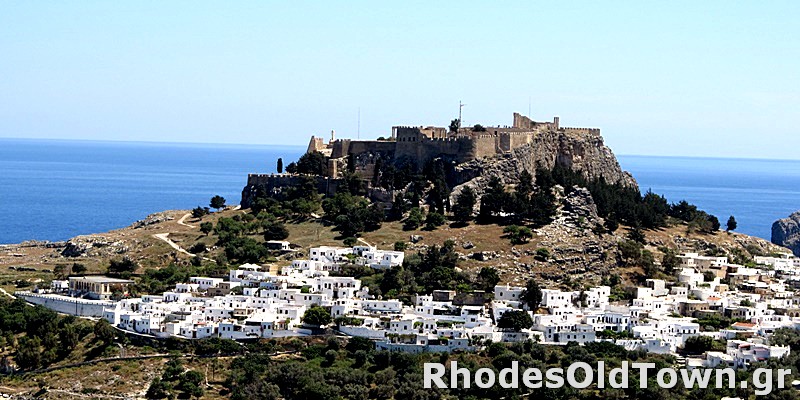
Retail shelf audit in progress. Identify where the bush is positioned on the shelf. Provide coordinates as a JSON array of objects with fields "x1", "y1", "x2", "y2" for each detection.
[
  {"x1": 403, "y1": 208, "x2": 425, "y2": 231},
  {"x1": 534, "y1": 248, "x2": 550, "y2": 262},
  {"x1": 503, "y1": 225, "x2": 532, "y2": 244},
  {"x1": 192, "y1": 206, "x2": 210, "y2": 219},
  {"x1": 424, "y1": 212, "x2": 446, "y2": 230}
]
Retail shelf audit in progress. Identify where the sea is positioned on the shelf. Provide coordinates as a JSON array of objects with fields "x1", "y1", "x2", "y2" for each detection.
[{"x1": 1, "y1": 138, "x2": 799, "y2": 244}]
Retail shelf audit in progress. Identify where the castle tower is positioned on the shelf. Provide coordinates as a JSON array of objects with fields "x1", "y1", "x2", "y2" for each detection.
[
  {"x1": 307, "y1": 136, "x2": 325, "y2": 154},
  {"x1": 553, "y1": 116, "x2": 560, "y2": 130},
  {"x1": 331, "y1": 129, "x2": 336, "y2": 143}
]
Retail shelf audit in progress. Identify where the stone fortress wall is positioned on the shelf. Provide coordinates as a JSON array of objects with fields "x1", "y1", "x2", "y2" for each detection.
[
  {"x1": 241, "y1": 112, "x2": 611, "y2": 206},
  {"x1": 323, "y1": 112, "x2": 588, "y2": 170}
]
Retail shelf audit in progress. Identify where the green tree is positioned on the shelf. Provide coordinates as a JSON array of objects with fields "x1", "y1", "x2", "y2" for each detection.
[
  {"x1": 108, "y1": 257, "x2": 137, "y2": 278},
  {"x1": 58, "y1": 323, "x2": 79, "y2": 356},
  {"x1": 393, "y1": 241, "x2": 407, "y2": 251},
  {"x1": 512, "y1": 170, "x2": 535, "y2": 218},
  {"x1": 93, "y1": 319, "x2": 115, "y2": 346},
  {"x1": 661, "y1": 248, "x2": 680, "y2": 276},
  {"x1": 604, "y1": 216, "x2": 619, "y2": 232},
  {"x1": 53, "y1": 264, "x2": 67, "y2": 279},
  {"x1": 477, "y1": 267, "x2": 500, "y2": 292},
  {"x1": 708, "y1": 215, "x2": 721, "y2": 232},
  {"x1": 15, "y1": 336, "x2": 41, "y2": 370},
  {"x1": 472, "y1": 124, "x2": 486, "y2": 132},
  {"x1": 277, "y1": 157, "x2": 283, "y2": 174},
  {"x1": 295, "y1": 151, "x2": 329, "y2": 176},
  {"x1": 72, "y1": 263, "x2": 87, "y2": 275},
  {"x1": 528, "y1": 188, "x2": 557, "y2": 227},
  {"x1": 503, "y1": 225, "x2": 532, "y2": 244},
  {"x1": 520, "y1": 279, "x2": 543, "y2": 310},
  {"x1": 302, "y1": 306, "x2": 332, "y2": 327},
  {"x1": 162, "y1": 358, "x2": 185, "y2": 382},
  {"x1": 726, "y1": 215, "x2": 737, "y2": 232},
  {"x1": 191, "y1": 206, "x2": 210, "y2": 219},
  {"x1": 210, "y1": 195, "x2": 227, "y2": 211},
  {"x1": 449, "y1": 118, "x2": 460, "y2": 133},
  {"x1": 497, "y1": 310, "x2": 533, "y2": 331},
  {"x1": 424, "y1": 212, "x2": 446, "y2": 230},
  {"x1": 626, "y1": 224, "x2": 646, "y2": 244},
  {"x1": 403, "y1": 208, "x2": 425, "y2": 231},
  {"x1": 534, "y1": 248, "x2": 550, "y2": 262},
  {"x1": 683, "y1": 336, "x2": 724, "y2": 354},
  {"x1": 478, "y1": 177, "x2": 509, "y2": 223},
  {"x1": 200, "y1": 221, "x2": 213, "y2": 235},
  {"x1": 452, "y1": 187, "x2": 476, "y2": 225},
  {"x1": 145, "y1": 377, "x2": 172, "y2": 399},
  {"x1": 262, "y1": 220, "x2": 289, "y2": 241},
  {"x1": 177, "y1": 370, "x2": 204, "y2": 398}
]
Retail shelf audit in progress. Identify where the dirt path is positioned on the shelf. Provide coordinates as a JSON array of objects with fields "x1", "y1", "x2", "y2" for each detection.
[
  {"x1": 152, "y1": 233, "x2": 216, "y2": 263},
  {"x1": 177, "y1": 212, "x2": 195, "y2": 228}
]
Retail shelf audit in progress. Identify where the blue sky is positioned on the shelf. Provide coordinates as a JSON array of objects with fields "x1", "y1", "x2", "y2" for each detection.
[{"x1": 1, "y1": 1, "x2": 799, "y2": 159}]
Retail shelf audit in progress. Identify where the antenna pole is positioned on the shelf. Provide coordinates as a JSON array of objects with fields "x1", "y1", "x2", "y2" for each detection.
[{"x1": 459, "y1": 101, "x2": 465, "y2": 126}]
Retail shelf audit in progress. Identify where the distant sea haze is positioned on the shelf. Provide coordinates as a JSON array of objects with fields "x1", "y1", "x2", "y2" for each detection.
[{"x1": 0, "y1": 138, "x2": 798, "y2": 244}]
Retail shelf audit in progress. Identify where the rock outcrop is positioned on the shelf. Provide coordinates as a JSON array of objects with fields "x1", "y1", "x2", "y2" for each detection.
[
  {"x1": 132, "y1": 211, "x2": 174, "y2": 229},
  {"x1": 62, "y1": 235, "x2": 128, "y2": 257},
  {"x1": 449, "y1": 130, "x2": 634, "y2": 203},
  {"x1": 454, "y1": 129, "x2": 635, "y2": 187},
  {"x1": 772, "y1": 211, "x2": 800, "y2": 256}
]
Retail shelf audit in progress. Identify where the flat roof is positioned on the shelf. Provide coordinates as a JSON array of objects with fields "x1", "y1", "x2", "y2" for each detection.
[{"x1": 68, "y1": 276, "x2": 134, "y2": 283}]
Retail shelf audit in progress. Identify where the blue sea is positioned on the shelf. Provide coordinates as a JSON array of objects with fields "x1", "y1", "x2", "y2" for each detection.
[
  {"x1": 618, "y1": 155, "x2": 800, "y2": 241},
  {"x1": 0, "y1": 138, "x2": 304, "y2": 244},
  {"x1": 1, "y1": 138, "x2": 798, "y2": 244}
]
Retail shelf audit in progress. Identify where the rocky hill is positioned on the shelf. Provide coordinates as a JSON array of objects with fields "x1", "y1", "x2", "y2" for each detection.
[
  {"x1": 773, "y1": 211, "x2": 800, "y2": 256},
  {"x1": 448, "y1": 129, "x2": 635, "y2": 202}
]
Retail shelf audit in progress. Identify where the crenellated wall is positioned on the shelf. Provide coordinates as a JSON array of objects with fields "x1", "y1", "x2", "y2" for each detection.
[
  {"x1": 241, "y1": 174, "x2": 342, "y2": 207},
  {"x1": 560, "y1": 127, "x2": 601, "y2": 136}
]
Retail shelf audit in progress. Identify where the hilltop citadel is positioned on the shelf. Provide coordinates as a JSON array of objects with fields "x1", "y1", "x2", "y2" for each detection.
[
  {"x1": 243, "y1": 112, "x2": 622, "y2": 206},
  {"x1": 305, "y1": 112, "x2": 597, "y2": 179}
]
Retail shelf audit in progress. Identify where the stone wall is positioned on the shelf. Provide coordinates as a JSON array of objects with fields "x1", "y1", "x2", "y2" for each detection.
[
  {"x1": 17, "y1": 292, "x2": 113, "y2": 318},
  {"x1": 395, "y1": 136, "x2": 475, "y2": 165},
  {"x1": 241, "y1": 174, "x2": 342, "y2": 207}
]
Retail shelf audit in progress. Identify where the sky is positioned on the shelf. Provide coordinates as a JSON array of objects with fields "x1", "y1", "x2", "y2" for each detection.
[{"x1": 1, "y1": 1, "x2": 799, "y2": 159}]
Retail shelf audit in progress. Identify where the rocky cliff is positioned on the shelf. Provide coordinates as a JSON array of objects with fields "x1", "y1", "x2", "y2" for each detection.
[
  {"x1": 772, "y1": 211, "x2": 800, "y2": 256},
  {"x1": 449, "y1": 129, "x2": 635, "y2": 201}
]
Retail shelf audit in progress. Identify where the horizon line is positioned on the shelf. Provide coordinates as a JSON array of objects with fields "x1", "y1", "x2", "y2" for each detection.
[{"x1": 2, "y1": 136, "x2": 799, "y2": 163}]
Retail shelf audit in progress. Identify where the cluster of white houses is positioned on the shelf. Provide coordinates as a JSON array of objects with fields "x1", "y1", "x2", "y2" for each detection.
[{"x1": 26, "y1": 247, "x2": 800, "y2": 368}]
